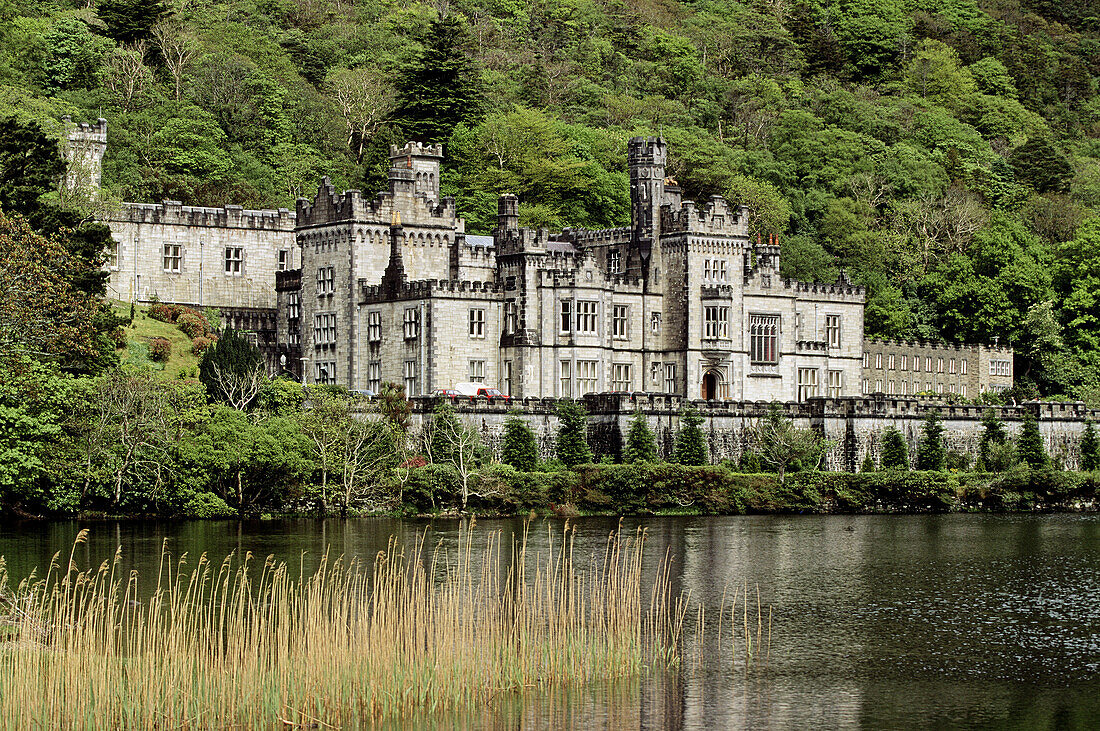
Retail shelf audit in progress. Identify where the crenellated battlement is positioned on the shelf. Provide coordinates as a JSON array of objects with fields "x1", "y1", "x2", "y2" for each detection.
[
  {"x1": 390, "y1": 141, "x2": 443, "y2": 159},
  {"x1": 296, "y1": 177, "x2": 457, "y2": 229},
  {"x1": 360, "y1": 277, "x2": 504, "y2": 303},
  {"x1": 113, "y1": 201, "x2": 295, "y2": 230},
  {"x1": 864, "y1": 337, "x2": 1014, "y2": 355},
  {"x1": 63, "y1": 115, "x2": 107, "y2": 142}
]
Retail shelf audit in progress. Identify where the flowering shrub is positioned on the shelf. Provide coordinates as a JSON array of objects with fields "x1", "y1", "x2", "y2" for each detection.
[
  {"x1": 177, "y1": 311, "x2": 210, "y2": 339},
  {"x1": 149, "y1": 337, "x2": 172, "y2": 362},
  {"x1": 149, "y1": 303, "x2": 185, "y2": 323},
  {"x1": 191, "y1": 336, "x2": 214, "y2": 356},
  {"x1": 109, "y1": 326, "x2": 127, "y2": 349}
]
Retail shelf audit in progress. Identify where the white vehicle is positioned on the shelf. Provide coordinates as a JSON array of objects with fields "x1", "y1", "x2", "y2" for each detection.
[{"x1": 453, "y1": 382, "x2": 512, "y2": 402}]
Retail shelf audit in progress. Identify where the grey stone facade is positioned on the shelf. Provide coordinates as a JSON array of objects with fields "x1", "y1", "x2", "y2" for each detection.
[
  {"x1": 284, "y1": 137, "x2": 869, "y2": 401},
  {"x1": 860, "y1": 339, "x2": 1014, "y2": 398}
]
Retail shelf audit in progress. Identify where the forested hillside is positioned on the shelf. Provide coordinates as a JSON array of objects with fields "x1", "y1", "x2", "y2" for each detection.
[{"x1": 0, "y1": 0, "x2": 1098, "y2": 398}]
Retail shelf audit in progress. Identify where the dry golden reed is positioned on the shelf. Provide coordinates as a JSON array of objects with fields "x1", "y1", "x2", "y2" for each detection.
[{"x1": 0, "y1": 525, "x2": 690, "y2": 729}]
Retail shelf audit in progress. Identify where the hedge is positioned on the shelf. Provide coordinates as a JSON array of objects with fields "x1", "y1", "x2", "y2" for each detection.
[{"x1": 399, "y1": 463, "x2": 1100, "y2": 515}]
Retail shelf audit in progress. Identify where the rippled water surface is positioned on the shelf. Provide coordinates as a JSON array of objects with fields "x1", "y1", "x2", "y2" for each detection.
[{"x1": 2, "y1": 514, "x2": 1097, "y2": 729}]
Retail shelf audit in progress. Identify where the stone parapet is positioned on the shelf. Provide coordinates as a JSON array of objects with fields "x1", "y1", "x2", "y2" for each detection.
[{"x1": 113, "y1": 201, "x2": 294, "y2": 230}]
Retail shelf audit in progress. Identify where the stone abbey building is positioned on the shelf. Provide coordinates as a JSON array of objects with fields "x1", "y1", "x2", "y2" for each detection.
[
  {"x1": 282, "y1": 138, "x2": 868, "y2": 401},
  {"x1": 67, "y1": 120, "x2": 1014, "y2": 400}
]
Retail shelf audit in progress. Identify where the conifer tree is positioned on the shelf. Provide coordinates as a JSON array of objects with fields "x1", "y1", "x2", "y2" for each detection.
[
  {"x1": 624, "y1": 411, "x2": 657, "y2": 463},
  {"x1": 395, "y1": 13, "x2": 485, "y2": 143},
  {"x1": 674, "y1": 404, "x2": 707, "y2": 466},
  {"x1": 1016, "y1": 411, "x2": 1049, "y2": 469},
  {"x1": 198, "y1": 329, "x2": 266, "y2": 409},
  {"x1": 978, "y1": 409, "x2": 1007, "y2": 468},
  {"x1": 860, "y1": 453, "x2": 876, "y2": 472},
  {"x1": 501, "y1": 413, "x2": 538, "y2": 472},
  {"x1": 1081, "y1": 420, "x2": 1099, "y2": 471},
  {"x1": 555, "y1": 401, "x2": 592, "y2": 467},
  {"x1": 917, "y1": 412, "x2": 946, "y2": 471},
  {"x1": 880, "y1": 427, "x2": 910, "y2": 470}
]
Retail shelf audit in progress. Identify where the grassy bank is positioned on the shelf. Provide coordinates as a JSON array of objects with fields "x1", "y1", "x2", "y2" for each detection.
[
  {"x1": 403, "y1": 464, "x2": 1100, "y2": 516},
  {"x1": 0, "y1": 528, "x2": 690, "y2": 727}
]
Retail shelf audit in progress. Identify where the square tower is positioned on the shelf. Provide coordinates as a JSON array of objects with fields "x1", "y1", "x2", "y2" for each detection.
[{"x1": 389, "y1": 142, "x2": 443, "y2": 201}]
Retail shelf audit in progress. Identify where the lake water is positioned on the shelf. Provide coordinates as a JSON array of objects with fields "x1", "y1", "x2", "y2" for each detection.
[{"x1": 2, "y1": 514, "x2": 1098, "y2": 729}]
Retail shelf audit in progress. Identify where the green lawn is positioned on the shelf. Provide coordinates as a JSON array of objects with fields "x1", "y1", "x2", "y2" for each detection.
[{"x1": 112, "y1": 302, "x2": 202, "y2": 377}]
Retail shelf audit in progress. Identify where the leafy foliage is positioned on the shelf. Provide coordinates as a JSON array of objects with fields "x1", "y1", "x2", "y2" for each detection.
[
  {"x1": 555, "y1": 401, "x2": 592, "y2": 468},
  {"x1": 881, "y1": 427, "x2": 910, "y2": 470},
  {"x1": 1016, "y1": 411, "x2": 1049, "y2": 469},
  {"x1": 501, "y1": 414, "x2": 538, "y2": 472},
  {"x1": 624, "y1": 411, "x2": 657, "y2": 464},
  {"x1": 917, "y1": 412, "x2": 946, "y2": 471},
  {"x1": 673, "y1": 404, "x2": 707, "y2": 466}
]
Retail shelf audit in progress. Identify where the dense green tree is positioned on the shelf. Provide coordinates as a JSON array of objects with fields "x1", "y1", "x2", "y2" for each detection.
[
  {"x1": 555, "y1": 401, "x2": 592, "y2": 468},
  {"x1": 978, "y1": 409, "x2": 1007, "y2": 468},
  {"x1": 501, "y1": 414, "x2": 538, "y2": 472},
  {"x1": 624, "y1": 411, "x2": 657, "y2": 464},
  {"x1": 880, "y1": 427, "x2": 910, "y2": 470},
  {"x1": 753, "y1": 404, "x2": 827, "y2": 480},
  {"x1": 1080, "y1": 421, "x2": 1099, "y2": 471},
  {"x1": 198, "y1": 330, "x2": 266, "y2": 409},
  {"x1": 860, "y1": 452, "x2": 876, "y2": 472},
  {"x1": 1015, "y1": 411, "x2": 1049, "y2": 469},
  {"x1": 396, "y1": 13, "x2": 485, "y2": 143},
  {"x1": 1010, "y1": 137, "x2": 1073, "y2": 195},
  {"x1": 96, "y1": 0, "x2": 168, "y2": 44},
  {"x1": 674, "y1": 404, "x2": 708, "y2": 466},
  {"x1": 917, "y1": 412, "x2": 946, "y2": 471}
]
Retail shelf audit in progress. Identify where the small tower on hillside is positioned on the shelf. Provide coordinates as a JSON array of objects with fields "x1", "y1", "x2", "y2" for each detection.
[
  {"x1": 63, "y1": 116, "x2": 107, "y2": 199},
  {"x1": 389, "y1": 142, "x2": 443, "y2": 200}
]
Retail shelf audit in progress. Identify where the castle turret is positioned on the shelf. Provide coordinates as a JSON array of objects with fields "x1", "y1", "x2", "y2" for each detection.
[
  {"x1": 389, "y1": 141, "x2": 443, "y2": 200},
  {"x1": 497, "y1": 193, "x2": 519, "y2": 232},
  {"x1": 63, "y1": 116, "x2": 107, "y2": 199},
  {"x1": 627, "y1": 136, "x2": 666, "y2": 278}
]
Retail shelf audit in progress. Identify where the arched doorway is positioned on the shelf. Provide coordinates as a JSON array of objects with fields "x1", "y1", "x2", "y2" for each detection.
[{"x1": 702, "y1": 370, "x2": 719, "y2": 400}]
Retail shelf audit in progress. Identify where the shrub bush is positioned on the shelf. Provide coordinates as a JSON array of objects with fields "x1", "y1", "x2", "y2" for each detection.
[
  {"x1": 148, "y1": 337, "x2": 171, "y2": 362},
  {"x1": 191, "y1": 336, "x2": 214, "y2": 356},
  {"x1": 109, "y1": 326, "x2": 127, "y2": 349},
  {"x1": 177, "y1": 311, "x2": 211, "y2": 339},
  {"x1": 149, "y1": 302, "x2": 185, "y2": 323},
  {"x1": 180, "y1": 492, "x2": 236, "y2": 519}
]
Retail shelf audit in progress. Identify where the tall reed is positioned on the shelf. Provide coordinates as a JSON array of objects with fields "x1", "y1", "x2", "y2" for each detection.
[{"x1": 0, "y1": 526, "x2": 688, "y2": 728}]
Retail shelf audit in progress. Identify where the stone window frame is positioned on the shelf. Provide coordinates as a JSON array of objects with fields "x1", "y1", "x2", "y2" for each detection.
[
  {"x1": 163, "y1": 243, "x2": 182, "y2": 273},
  {"x1": 961, "y1": 359, "x2": 968, "y2": 375},
  {"x1": 824, "y1": 314, "x2": 841, "y2": 349},
  {"x1": 937, "y1": 357, "x2": 945, "y2": 373},
  {"x1": 650, "y1": 311, "x2": 661, "y2": 334},
  {"x1": 468, "y1": 359, "x2": 485, "y2": 382},
  {"x1": 862, "y1": 378, "x2": 869, "y2": 394},
  {"x1": 317, "y1": 266, "x2": 335, "y2": 295},
  {"x1": 314, "y1": 361, "x2": 336, "y2": 385},
  {"x1": 664, "y1": 363, "x2": 676, "y2": 394},
  {"x1": 504, "y1": 300, "x2": 517, "y2": 335},
  {"x1": 949, "y1": 358, "x2": 957, "y2": 374},
  {"x1": 749, "y1": 314, "x2": 780, "y2": 364},
  {"x1": 367, "y1": 360, "x2": 382, "y2": 393},
  {"x1": 367, "y1": 310, "x2": 382, "y2": 343},
  {"x1": 612, "y1": 304, "x2": 629, "y2": 340},
  {"x1": 827, "y1": 369, "x2": 843, "y2": 398},
  {"x1": 403, "y1": 359, "x2": 418, "y2": 397},
  {"x1": 503, "y1": 360, "x2": 512, "y2": 396},
  {"x1": 559, "y1": 300, "x2": 572, "y2": 334},
  {"x1": 888, "y1": 354, "x2": 895, "y2": 370},
  {"x1": 875, "y1": 353, "x2": 882, "y2": 369},
  {"x1": 798, "y1": 368, "x2": 819, "y2": 402},
  {"x1": 611, "y1": 363, "x2": 632, "y2": 391},
  {"x1": 559, "y1": 359, "x2": 572, "y2": 398},
  {"x1": 608, "y1": 250, "x2": 622, "y2": 274},
  {"x1": 468, "y1": 308, "x2": 486, "y2": 338},
  {"x1": 575, "y1": 300, "x2": 598, "y2": 334},
  {"x1": 224, "y1": 246, "x2": 244, "y2": 275},
  {"x1": 278, "y1": 249, "x2": 290, "y2": 271},
  {"x1": 403, "y1": 307, "x2": 420, "y2": 340},
  {"x1": 313, "y1": 312, "x2": 336, "y2": 346},
  {"x1": 900, "y1": 354, "x2": 908, "y2": 371},
  {"x1": 106, "y1": 239, "x2": 120, "y2": 270},
  {"x1": 912, "y1": 354, "x2": 920, "y2": 373},
  {"x1": 704, "y1": 305, "x2": 730, "y2": 339},
  {"x1": 577, "y1": 359, "x2": 598, "y2": 395}
]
